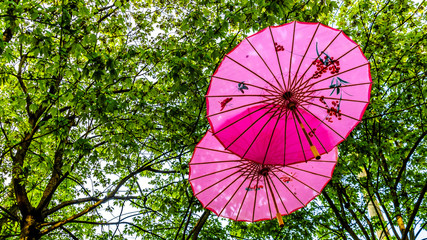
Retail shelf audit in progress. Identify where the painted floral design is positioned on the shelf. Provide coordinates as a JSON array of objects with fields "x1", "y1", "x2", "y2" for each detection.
[
  {"x1": 308, "y1": 128, "x2": 317, "y2": 137},
  {"x1": 312, "y1": 42, "x2": 341, "y2": 79},
  {"x1": 220, "y1": 97, "x2": 233, "y2": 111},
  {"x1": 329, "y1": 77, "x2": 349, "y2": 96},
  {"x1": 274, "y1": 42, "x2": 284, "y2": 52},
  {"x1": 309, "y1": 43, "x2": 351, "y2": 123},
  {"x1": 320, "y1": 96, "x2": 342, "y2": 123},
  {"x1": 237, "y1": 81, "x2": 249, "y2": 93},
  {"x1": 280, "y1": 172, "x2": 295, "y2": 183},
  {"x1": 245, "y1": 184, "x2": 264, "y2": 191}
]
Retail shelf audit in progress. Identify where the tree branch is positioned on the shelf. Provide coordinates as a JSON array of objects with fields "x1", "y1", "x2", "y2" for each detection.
[
  {"x1": 414, "y1": 221, "x2": 427, "y2": 239},
  {"x1": 68, "y1": 220, "x2": 166, "y2": 240},
  {"x1": 401, "y1": 179, "x2": 427, "y2": 240},
  {"x1": 174, "y1": 198, "x2": 193, "y2": 240},
  {"x1": 322, "y1": 191, "x2": 361, "y2": 240},
  {"x1": 1, "y1": 0, "x2": 20, "y2": 51},
  {"x1": 374, "y1": 191, "x2": 402, "y2": 239},
  {"x1": 38, "y1": 153, "x2": 176, "y2": 235},
  {"x1": 12, "y1": 124, "x2": 41, "y2": 217},
  {"x1": 36, "y1": 125, "x2": 72, "y2": 213},
  {"x1": 337, "y1": 184, "x2": 371, "y2": 240},
  {"x1": 146, "y1": 166, "x2": 178, "y2": 174},
  {"x1": 388, "y1": 0, "x2": 425, "y2": 34},
  {"x1": 60, "y1": 226, "x2": 78, "y2": 240},
  {"x1": 187, "y1": 209, "x2": 210, "y2": 240},
  {"x1": 43, "y1": 196, "x2": 139, "y2": 216},
  {"x1": 363, "y1": 103, "x2": 427, "y2": 120},
  {"x1": 394, "y1": 131, "x2": 427, "y2": 188},
  {"x1": 16, "y1": 53, "x2": 33, "y2": 119},
  {"x1": 361, "y1": 165, "x2": 392, "y2": 240},
  {"x1": 0, "y1": 205, "x2": 19, "y2": 221}
]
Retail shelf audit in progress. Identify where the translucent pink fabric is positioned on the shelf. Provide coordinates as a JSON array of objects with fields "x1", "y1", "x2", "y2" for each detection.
[
  {"x1": 189, "y1": 130, "x2": 337, "y2": 222},
  {"x1": 206, "y1": 21, "x2": 371, "y2": 165}
]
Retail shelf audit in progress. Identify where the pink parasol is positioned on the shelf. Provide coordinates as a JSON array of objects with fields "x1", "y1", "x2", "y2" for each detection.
[
  {"x1": 189, "y1": 130, "x2": 337, "y2": 225},
  {"x1": 206, "y1": 21, "x2": 371, "y2": 165}
]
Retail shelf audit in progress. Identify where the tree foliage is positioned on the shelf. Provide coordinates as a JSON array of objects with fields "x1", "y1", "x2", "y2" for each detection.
[{"x1": 0, "y1": 0, "x2": 426, "y2": 239}]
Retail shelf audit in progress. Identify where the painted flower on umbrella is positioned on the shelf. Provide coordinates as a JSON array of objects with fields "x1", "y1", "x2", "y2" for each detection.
[
  {"x1": 280, "y1": 172, "x2": 296, "y2": 183},
  {"x1": 274, "y1": 42, "x2": 285, "y2": 51},
  {"x1": 237, "y1": 81, "x2": 249, "y2": 93},
  {"x1": 312, "y1": 43, "x2": 341, "y2": 79},
  {"x1": 320, "y1": 97, "x2": 342, "y2": 123},
  {"x1": 329, "y1": 77, "x2": 349, "y2": 95},
  {"x1": 219, "y1": 97, "x2": 233, "y2": 111}
]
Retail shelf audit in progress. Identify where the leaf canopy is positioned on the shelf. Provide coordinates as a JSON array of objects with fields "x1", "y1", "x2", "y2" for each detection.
[{"x1": 0, "y1": 0, "x2": 426, "y2": 239}]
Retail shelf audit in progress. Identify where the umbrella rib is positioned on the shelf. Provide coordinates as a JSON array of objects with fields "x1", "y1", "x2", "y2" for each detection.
[
  {"x1": 304, "y1": 160, "x2": 336, "y2": 163},
  {"x1": 245, "y1": 37, "x2": 284, "y2": 92},
  {"x1": 194, "y1": 167, "x2": 249, "y2": 197},
  {"x1": 206, "y1": 97, "x2": 277, "y2": 118},
  {"x1": 287, "y1": 21, "x2": 297, "y2": 91},
  {"x1": 295, "y1": 108, "x2": 327, "y2": 153},
  {"x1": 298, "y1": 105, "x2": 346, "y2": 140},
  {"x1": 235, "y1": 168, "x2": 258, "y2": 221},
  {"x1": 262, "y1": 107, "x2": 284, "y2": 165},
  {"x1": 207, "y1": 94, "x2": 278, "y2": 98},
  {"x1": 223, "y1": 101, "x2": 281, "y2": 150},
  {"x1": 204, "y1": 164, "x2": 256, "y2": 209},
  {"x1": 269, "y1": 171, "x2": 306, "y2": 207},
  {"x1": 308, "y1": 95, "x2": 369, "y2": 104},
  {"x1": 299, "y1": 99, "x2": 360, "y2": 121},
  {"x1": 191, "y1": 164, "x2": 246, "y2": 181},
  {"x1": 283, "y1": 110, "x2": 289, "y2": 166},
  {"x1": 280, "y1": 159, "x2": 337, "y2": 165},
  {"x1": 240, "y1": 105, "x2": 283, "y2": 159},
  {"x1": 213, "y1": 98, "x2": 281, "y2": 135},
  {"x1": 190, "y1": 159, "x2": 246, "y2": 165},
  {"x1": 299, "y1": 62, "x2": 370, "y2": 92},
  {"x1": 251, "y1": 170, "x2": 262, "y2": 222},
  {"x1": 303, "y1": 82, "x2": 372, "y2": 94},
  {"x1": 292, "y1": 30, "x2": 343, "y2": 91},
  {"x1": 291, "y1": 110, "x2": 308, "y2": 162},
  {"x1": 268, "y1": 26, "x2": 286, "y2": 90},
  {"x1": 284, "y1": 165, "x2": 331, "y2": 178},
  {"x1": 195, "y1": 146, "x2": 235, "y2": 154},
  {"x1": 263, "y1": 174, "x2": 273, "y2": 220},
  {"x1": 264, "y1": 174, "x2": 283, "y2": 225},
  {"x1": 224, "y1": 55, "x2": 282, "y2": 93},
  {"x1": 266, "y1": 173, "x2": 289, "y2": 214},
  {"x1": 289, "y1": 23, "x2": 321, "y2": 90},
  {"x1": 217, "y1": 164, "x2": 258, "y2": 217},
  {"x1": 274, "y1": 167, "x2": 321, "y2": 193},
  {"x1": 211, "y1": 75, "x2": 278, "y2": 94},
  {"x1": 280, "y1": 159, "x2": 337, "y2": 164}
]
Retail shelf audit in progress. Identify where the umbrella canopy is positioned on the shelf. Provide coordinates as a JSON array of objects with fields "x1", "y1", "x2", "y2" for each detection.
[
  {"x1": 189, "y1": 130, "x2": 337, "y2": 224},
  {"x1": 206, "y1": 21, "x2": 371, "y2": 165}
]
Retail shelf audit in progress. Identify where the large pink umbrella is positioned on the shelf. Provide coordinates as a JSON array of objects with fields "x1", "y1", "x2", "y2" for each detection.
[
  {"x1": 189, "y1": 130, "x2": 337, "y2": 225},
  {"x1": 206, "y1": 21, "x2": 371, "y2": 165}
]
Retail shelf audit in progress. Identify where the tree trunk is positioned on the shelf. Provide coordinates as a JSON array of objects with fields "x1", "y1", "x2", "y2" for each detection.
[{"x1": 20, "y1": 214, "x2": 41, "y2": 240}]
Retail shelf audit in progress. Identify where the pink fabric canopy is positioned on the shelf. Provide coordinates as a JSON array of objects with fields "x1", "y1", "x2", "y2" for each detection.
[
  {"x1": 189, "y1": 130, "x2": 337, "y2": 222},
  {"x1": 206, "y1": 21, "x2": 371, "y2": 165}
]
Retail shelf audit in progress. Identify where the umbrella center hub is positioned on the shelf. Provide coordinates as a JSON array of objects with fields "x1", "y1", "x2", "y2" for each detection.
[
  {"x1": 282, "y1": 91, "x2": 293, "y2": 100},
  {"x1": 259, "y1": 167, "x2": 270, "y2": 176},
  {"x1": 282, "y1": 91, "x2": 298, "y2": 110},
  {"x1": 287, "y1": 101, "x2": 297, "y2": 110}
]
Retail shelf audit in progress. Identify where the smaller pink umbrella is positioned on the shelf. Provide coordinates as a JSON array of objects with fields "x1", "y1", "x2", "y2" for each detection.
[{"x1": 189, "y1": 130, "x2": 337, "y2": 226}]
